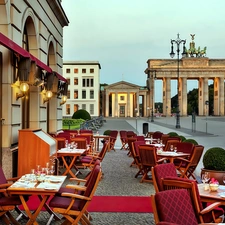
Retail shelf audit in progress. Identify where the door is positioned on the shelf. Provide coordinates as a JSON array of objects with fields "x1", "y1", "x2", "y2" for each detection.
[{"x1": 119, "y1": 105, "x2": 125, "y2": 117}]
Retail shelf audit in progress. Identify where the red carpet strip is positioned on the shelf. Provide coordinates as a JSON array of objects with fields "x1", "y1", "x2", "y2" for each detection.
[{"x1": 19, "y1": 195, "x2": 153, "y2": 213}]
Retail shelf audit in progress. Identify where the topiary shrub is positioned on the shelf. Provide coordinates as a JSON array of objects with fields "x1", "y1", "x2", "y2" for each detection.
[
  {"x1": 72, "y1": 109, "x2": 91, "y2": 120},
  {"x1": 167, "y1": 132, "x2": 178, "y2": 137},
  {"x1": 203, "y1": 147, "x2": 225, "y2": 171},
  {"x1": 179, "y1": 135, "x2": 186, "y2": 142},
  {"x1": 103, "y1": 130, "x2": 111, "y2": 135},
  {"x1": 183, "y1": 138, "x2": 198, "y2": 145}
]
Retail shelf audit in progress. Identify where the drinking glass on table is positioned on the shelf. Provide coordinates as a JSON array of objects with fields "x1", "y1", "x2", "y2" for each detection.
[
  {"x1": 170, "y1": 145, "x2": 174, "y2": 152},
  {"x1": 49, "y1": 165, "x2": 55, "y2": 175},
  {"x1": 174, "y1": 147, "x2": 177, "y2": 153}
]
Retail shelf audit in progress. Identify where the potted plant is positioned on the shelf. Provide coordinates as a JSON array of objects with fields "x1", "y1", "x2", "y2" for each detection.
[{"x1": 202, "y1": 147, "x2": 225, "y2": 184}]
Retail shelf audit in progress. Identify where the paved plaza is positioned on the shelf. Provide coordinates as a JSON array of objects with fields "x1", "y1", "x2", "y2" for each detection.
[{"x1": 3, "y1": 116, "x2": 225, "y2": 225}]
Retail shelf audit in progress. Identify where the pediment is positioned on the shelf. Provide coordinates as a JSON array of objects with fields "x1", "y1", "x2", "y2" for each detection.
[{"x1": 105, "y1": 81, "x2": 141, "y2": 90}]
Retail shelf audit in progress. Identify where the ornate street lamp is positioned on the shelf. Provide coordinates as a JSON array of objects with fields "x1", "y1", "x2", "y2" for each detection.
[{"x1": 170, "y1": 33, "x2": 187, "y2": 128}]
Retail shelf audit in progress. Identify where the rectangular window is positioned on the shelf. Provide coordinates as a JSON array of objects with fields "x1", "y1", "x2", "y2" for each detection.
[
  {"x1": 90, "y1": 78, "x2": 94, "y2": 87},
  {"x1": 74, "y1": 78, "x2": 78, "y2": 85},
  {"x1": 82, "y1": 90, "x2": 86, "y2": 99},
  {"x1": 87, "y1": 79, "x2": 90, "y2": 87},
  {"x1": 82, "y1": 104, "x2": 86, "y2": 110},
  {"x1": 66, "y1": 68, "x2": 70, "y2": 73},
  {"x1": 90, "y1": 104, "x2": 94, "y2": 114},
  {"x1": 90, "y1": 90, "x2": 94, "y2": 99},
  {"x1": 90, "y1": 68, "x2": 94, "y2": 73},
  {"x1": 66, "y1": 104, "x2": 70, "y2": 115},
  {"x1": 67, "y1": 90, "x2": 70, "y2": 99},
  {"x1": 120, "y1": 96, "x2": 125, "y2": 101},
  {"x1": 74, "y1": 104, "x2": 79, "y2": 112},
  {"x1": 82, "y1": 78, "x2": 86, "y2": 87},
  {"x1": 67, "y1": 78, "x2": 70, "y2": 85},
  {"x1": 74, "y1": 90, "x2": 78, "y2": 99},
  {"x1": 74, "y1": 68, "x2": 78, "y2": 73},
  {"x1": 82, "y1": 68, "x2": 86, "y2": 73}
]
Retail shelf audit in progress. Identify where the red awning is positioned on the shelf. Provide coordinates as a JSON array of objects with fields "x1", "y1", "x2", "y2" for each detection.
[
  {"x1": 0, "y1": 32, "x2": 30, "y2": 58},
  {"x1": 30, "y1": 54, "x2": 52, "y2": 73},
  {"x1": 55, "y1": 72, "x2": 67, "y2": 82}
]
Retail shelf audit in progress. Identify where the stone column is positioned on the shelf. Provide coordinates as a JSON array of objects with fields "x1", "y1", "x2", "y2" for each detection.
[
  {"x1": 180, "y1": 77, "x2": 187, "y2": 116},
  {"x1": 115, "y1": 91, "x2": 118, "y2": 117},
  {"x1": 198, "y1": 78, "x2": 208, "y2": 116},
  {"x1": 127, "y1": 92, "x2": 130, "y2": 117},
  {"x1": 163, "y1": 77, "x2": 171, "y2": 117},
  {"x1": 105, "y1": 90, "x2": 109, "y2": 117}
]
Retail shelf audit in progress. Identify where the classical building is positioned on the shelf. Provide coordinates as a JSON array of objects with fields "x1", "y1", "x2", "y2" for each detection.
[
  {"x1": 0, "y1": 0, "x2": 69, "y2": 177},
  {"x1": 102, "y1": 81, "x2": 149, "y2": 117},
  {"x1": 62, "y1": 61, "x2": 101, "y2": 117}
]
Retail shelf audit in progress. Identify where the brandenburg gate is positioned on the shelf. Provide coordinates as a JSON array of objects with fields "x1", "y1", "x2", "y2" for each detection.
[{"x1": 146, "y1": 57, "x2": 225, "y2": 117}]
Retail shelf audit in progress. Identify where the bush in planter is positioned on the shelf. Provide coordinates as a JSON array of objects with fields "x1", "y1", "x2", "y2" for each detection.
[
  {"x1": 183, "y1": 138, "x2": 198, "y2": 145},
  {"x1": 203, "y1": 147, "x2": 225, "y2": 171},
  {"x1": 167, "y1": 132, "x2": 178, "y2": 137}
]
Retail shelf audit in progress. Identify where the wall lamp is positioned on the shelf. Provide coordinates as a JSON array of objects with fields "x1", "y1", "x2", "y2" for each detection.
[
  {"x1": 60, "y1": 95, "x2": 67, "y2": 106},
  {"x1": 41, "y1": 89, "x2": 53, "y2": 104},
  {"x1": 11, "y1": 80, "x2": 29, "y2": 100}
]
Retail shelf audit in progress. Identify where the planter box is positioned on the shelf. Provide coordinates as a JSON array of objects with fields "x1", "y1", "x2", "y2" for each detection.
[{"x1": 201, "y1": 168, "x2": 225, "y2": 185}]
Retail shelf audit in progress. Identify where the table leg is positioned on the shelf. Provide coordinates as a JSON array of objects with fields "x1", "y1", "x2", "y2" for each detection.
[
  {"x1": 19, "y1": 195, "x2": 47, "y2": 225},
  {"x1": 38, "y1": 195, "x2": 60, "y2": 222},
  {"x1": 61, "y1": 156, "x2": 77, "y2": 178}
]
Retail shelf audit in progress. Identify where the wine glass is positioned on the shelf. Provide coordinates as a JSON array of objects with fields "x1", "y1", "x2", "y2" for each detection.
[
  {"x1": 174, "y1": 146, "x2": 177, "y2": 153},
  {"x1": 223, "y1": 175, "x2": 225, "y2": 184},
  {"x1": 49, "y1": 165, "x2": 55, "y2": 175},
  {"x1": 170, "y1": 145, "x2": 174, "y2": 152},
  {"x1": 204, "y1": 172, "x2": 210, "y2": 183}
]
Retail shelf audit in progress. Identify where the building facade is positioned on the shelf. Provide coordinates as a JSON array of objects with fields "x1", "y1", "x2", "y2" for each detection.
[
  {"x1": 0, "y1": 0, "x2": 69, "y2": 177},
  {"x1": 63, "y1": 61, "x2": 101, "y2": 117}
]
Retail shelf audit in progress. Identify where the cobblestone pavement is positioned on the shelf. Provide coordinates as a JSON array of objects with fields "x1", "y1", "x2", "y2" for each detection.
[{"x1": 2, "y1": 119, "x2": 156, "y2": 225}]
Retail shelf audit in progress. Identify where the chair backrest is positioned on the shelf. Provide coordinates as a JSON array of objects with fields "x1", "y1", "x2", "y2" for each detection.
[
  {"x1": 189, "y1": 145, "x2": 204, "y2": 167},
  {"x1": 152, "y1": 131, "x2": 163, "y2": 140},
  {"x1": 127, "y1": 137, "x2": 137, "y2": 155},
  {"x1": 110, "y1": 130, "x2": 118, "y2": 139},
  {"x1": 0, "y1": 167, "x2": 7, "y2": 185},
  {"x1": 55, "y1": 137, "x2": 66, "y2": 150},
  {"x1": 151, "y1": 163, "x2": 178, "y2": 193},
  {"x1": 138, "y1": 144, "x2": 157, "y2": 167},
  {"x1": 176, "y1": 142, "x2": 195, "y2": 154},
  {"x1": 77, "y1": 133, "x2": 93, "y2": 144},
  {"x1": 80, "y1": 129, "x2": 93, "y2": 134},
  {"x1": 70, "y1": 137, "x2": 87, "y2": 149},
  {"x1": 161, "y1": 134, "x2": 170, "y2": 145},
  {"x1": 80, "y1": 164, "x2": 101, "y2": 209},
  {"x1": 164, "y1": 140, "x2": 180, "y2": 151},
  {"x1": 97, "y1": 141, "x2": 109, "y2": 161},
  {"x1": 133, "y1": 140, "x2": 145, "y2": 156},
  {"x1": 136, "y1": 135, "x2": 145, "y2": 141},
  {"x1": 151, "y1": 189, "x2": 199, "y2": 225},
  {"x1": 127, "y1": 131, "x2": 136, "y2": 138}
]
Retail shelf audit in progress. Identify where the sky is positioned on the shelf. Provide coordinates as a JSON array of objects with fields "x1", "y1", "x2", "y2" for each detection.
[{"x1": 61, "y1": 0, "x2": 225, "y2": 102}]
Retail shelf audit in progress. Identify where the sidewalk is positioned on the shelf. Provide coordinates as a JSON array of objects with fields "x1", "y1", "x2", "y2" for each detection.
[{"x1": 6, "y1": 116, "x2": 225, "y2": 225}]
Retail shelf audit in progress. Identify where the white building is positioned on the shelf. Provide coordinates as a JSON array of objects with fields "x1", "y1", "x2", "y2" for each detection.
[{"x1": 63, "y1": 61, "x2": 101, "y2": 117}]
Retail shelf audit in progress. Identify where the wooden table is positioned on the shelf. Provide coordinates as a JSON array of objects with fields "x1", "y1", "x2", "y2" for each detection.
[
  {"x1": 57, "y1": 148, "x2": 86, "y2": 178},
  {"x1": 7, "y1": 175, "x2": 66, "y2": 225},
  {"x1": 157, "y1": 151, "x2": 190, "y2": 163},
  {"x1": 198, "y1": 183, "x2": 225, "y2": 203},
  {"x1": 93, "y1": 134, "x2": 110, "y2": 151}
]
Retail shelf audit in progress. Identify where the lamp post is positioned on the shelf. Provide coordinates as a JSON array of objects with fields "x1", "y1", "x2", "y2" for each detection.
[{"x1": 170, "y1": 33, "x2": 186, "y2": 129}]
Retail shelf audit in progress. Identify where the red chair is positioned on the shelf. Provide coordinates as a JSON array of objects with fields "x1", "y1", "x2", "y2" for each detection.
[
  {"x1": 151, "y1": 163, "x2": 178, "y2": 193},
  {"x1": 119, "y1": 130, "x2": 128, "y2": 150},
  {"x1": 138, "y1": 144, "x2": 166, "y2": 183},
  {"x1": 0, "y1": 167, "x2": 27, "y2": 224},
  {"x1": 49, "y1": 164, "x2": 101, "y2": 225},
  {"x1": 152, "y1": 189, "x2": 201, "y2": 225},
  {"x1": 175, "y1": 145, "x2": 204, "y2": 179},
  {"x1": 161, "y1": 177, "x2": 224, "y2": 223}
]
